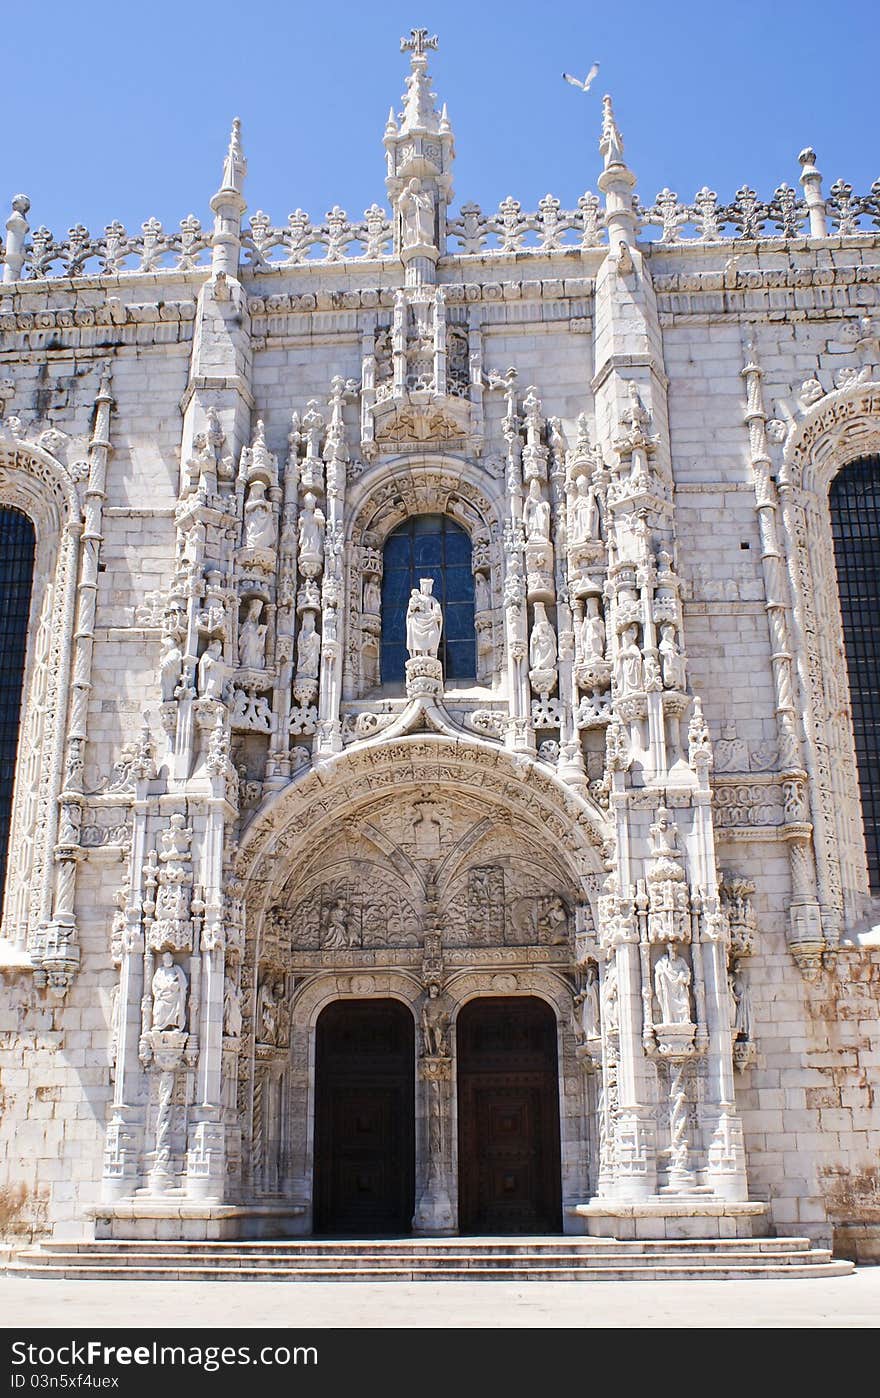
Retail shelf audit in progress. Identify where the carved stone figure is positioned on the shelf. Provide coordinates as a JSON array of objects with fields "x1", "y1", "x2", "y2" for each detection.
[
  {"x1": 420, "y1": 984, "x2": 449, "y2": 1056},
  {"x1": 580, "y1": 598, "x2": 605, "y2": 660},
  {"x1": 574, "y1": 964, "x2": 601, "y2": 1041},
  {"x1": 244, "y1": 480, "x2": 274, "y2": 551},
  {"x1": 322, "y1": 897, "x2": 354, "y2": 950},
  {"x1": 602, "y1": 960, "x2": 619, "y2": 1033},
  {"x1": 659, "y1": 623, "x2": 686, "y2": 691},
  {"x1": 474, "y1": 571, "x2": 490, "y2": 614},
  {"x1": 733, "y1": 972, "x2": 752, "y2": 1041},
  {"x1": 570, "y1": 475, "x2": 599, "y2": 542},
  {"x1": 257, "y1": 974, "x2": 281, "y2": 1045},
  {"x1": 363, "y1": 577, "x2": 382, "y2": 615},
  {"x1": 160, "y1": 636, "x2": 182, "y2": 703},
  {"x1": 151, "y1": 952, "x2": 187, "y2": 1032},
  {"x1": 298, "y1": 492, "x2": 325, "y2": 566},
  {"x1": 654, "y1": 944, "x2": 692, "y2": 1025},
  {"x1": 529, "y1": 603, "x2": 557, "y2": 671},
  {"x1": 238, "y1": 598, "x2": 267, "y2": 670},
  {"x1": 296, "y1": 612, "x2": 322, "y2": 680},
  {"x1": 399, "y1": 177, "x2": 435, "y2": 249},
  {"x1": 197, "y1": 639, "x2": 226, "y2": 699},
  {"x1": 223, "y1": 975, "x2": 242, "y2": 1038},
  {"x1": 406, "y1": 578, "x2": 443, "y2": 658},
  {"x1": 523, "y1": 478, "x2": 551, "y2": 543},
  {"x1": 538, "y1": 894, "x2": 568, "y2": 944},
  {"x1": 614, "y1": 624, "x2": 643, "y2": 695}
]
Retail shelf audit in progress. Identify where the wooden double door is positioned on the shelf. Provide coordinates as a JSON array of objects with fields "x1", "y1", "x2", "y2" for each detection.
[
  {"x1": 312, "y1": 996, "x2": 562, "y2": 1236},
  {"x1": 456, "y1": 997, "x2": 562, "y2": 1234}
]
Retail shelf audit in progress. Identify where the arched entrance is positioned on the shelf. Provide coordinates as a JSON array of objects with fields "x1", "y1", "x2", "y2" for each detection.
[
  {"x1": 457, "y1": 997, "x2": 562, "y2": 1234},
  {"x1": 313, "y1": 999, "x2": 415, "y2": 1235}
]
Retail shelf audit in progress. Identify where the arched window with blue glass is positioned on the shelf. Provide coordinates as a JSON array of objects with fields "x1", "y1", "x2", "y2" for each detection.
[
  {"x1": 0, "y1": 507, "x2": 36, "y2": 910},
  {"x1": 381, "y1": 514, "x2": 476, "y2": 685}
]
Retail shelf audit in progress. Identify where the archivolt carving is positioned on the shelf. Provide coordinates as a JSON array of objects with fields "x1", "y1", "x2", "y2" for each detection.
[
  {"x1": 0, "y1": 442, "x2": 81, "y2": 953},
  {"x1": 779, "y1": 382, "x2": 880, "y2": 929}
]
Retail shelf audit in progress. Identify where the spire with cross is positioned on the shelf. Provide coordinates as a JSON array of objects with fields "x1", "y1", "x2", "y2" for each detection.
[
  {"x1": 384, "y1": 28, "x2": 455, "y2": 261},
  {"x1": 400, "y1": 27, "x2": 438, "y2": 59}
]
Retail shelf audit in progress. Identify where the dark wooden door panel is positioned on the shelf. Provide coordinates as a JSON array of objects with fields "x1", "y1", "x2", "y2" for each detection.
[
  {"x1": 457, "y1": 998, "x2": 562, "y2": 1235},
  {"x1": 314, "y1": 1000, "x2": 415, "y2": 1235}
]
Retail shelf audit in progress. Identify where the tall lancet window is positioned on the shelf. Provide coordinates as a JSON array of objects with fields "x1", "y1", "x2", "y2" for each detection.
[
  {"x1": 0, "y1": 508, "x2": 36, "y2": 907},
  {"x1": 381, "y1": 514, "x2": 476, "y2": 685},
  {"x1": 830, "y1": 456, "x2": 880, "y2": 892}
]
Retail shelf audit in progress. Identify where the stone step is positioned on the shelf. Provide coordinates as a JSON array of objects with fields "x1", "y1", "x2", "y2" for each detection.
[
  {"x1": 7, "y1": 1260, "x2": 855, "y2": 1282},
  {"x1": 31, "y1": 1235, "x2": 817, "y2": 1255},
  {"x1": 16, "y1": 1246, "x2": 833, "y2": 1268}
]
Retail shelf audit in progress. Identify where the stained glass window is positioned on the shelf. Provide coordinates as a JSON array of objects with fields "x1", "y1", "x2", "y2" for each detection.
[
  {"x1": 381, "y1": 514, "x2": 476, "y2": 684},
  {"x1": 0, "y1": 508, "x2": 35, "y2": 907},
  {"x1": 830, "y1": 457, "x2": 880, "y2": 892}
]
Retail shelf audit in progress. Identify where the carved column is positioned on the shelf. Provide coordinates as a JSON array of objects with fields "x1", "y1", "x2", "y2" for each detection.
[{"x1": 742, "y1": 349, "x2": 828, "y2": 976}]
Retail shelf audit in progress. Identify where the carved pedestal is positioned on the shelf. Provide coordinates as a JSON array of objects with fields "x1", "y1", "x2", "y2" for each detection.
[{"x1": 412, "y1": 1054, "x2": 455, "y2": 1235}]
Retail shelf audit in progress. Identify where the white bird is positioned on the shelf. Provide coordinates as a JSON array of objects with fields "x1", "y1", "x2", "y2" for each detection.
[{"x1": 562, "y1": 63, "x2": 600, "y2": 92}]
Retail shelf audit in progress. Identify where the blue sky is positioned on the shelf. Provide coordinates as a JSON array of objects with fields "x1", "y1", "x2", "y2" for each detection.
[{"x1": 3, "y1": 0, "x2": 877, "y2": 238}]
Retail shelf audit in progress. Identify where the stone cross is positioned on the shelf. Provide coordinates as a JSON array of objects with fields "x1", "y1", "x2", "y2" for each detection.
[{"x1": 401, "y1": 28, "x2": 438, "y2": 57}]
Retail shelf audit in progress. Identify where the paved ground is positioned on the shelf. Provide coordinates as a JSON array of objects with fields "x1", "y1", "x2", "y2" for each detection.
[{"x1": 0, "y1": 1268, "x2": 877, "y2": 1328}]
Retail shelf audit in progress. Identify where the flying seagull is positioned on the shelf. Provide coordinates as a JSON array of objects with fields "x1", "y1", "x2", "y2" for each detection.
[{"x1": 562, "y1": 63, "x2": 600, "y2": 92}]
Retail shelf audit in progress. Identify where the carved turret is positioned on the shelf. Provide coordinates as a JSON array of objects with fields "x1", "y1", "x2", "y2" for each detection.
[
  {"x1": 210, "y1": 118, "x2": 247, "y2": 282},
  {"x1": 385, "y1": 30, "x2": 455, "y2": 278}
]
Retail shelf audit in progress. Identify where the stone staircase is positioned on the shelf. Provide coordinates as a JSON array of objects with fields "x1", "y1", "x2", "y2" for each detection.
[{"x1": 8, "y1": 1236, "x2": 854, "y2": 1281}]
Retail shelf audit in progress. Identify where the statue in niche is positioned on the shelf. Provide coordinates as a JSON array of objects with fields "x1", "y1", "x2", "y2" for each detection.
[
  {"x1": 151, "y1": 953, "x2": 188, "y2": 1032},
  {"x1": 648, "y1": 806, "x2": 683, "y2": 873},
  {"x1": 322, "y1": 897, "x2": 355, "y2": 950},
  {"x1": 602, "y1": 960, "x2": 619, "y2": 1033},
  {"x1": 399, "y1": 177, "x2": 435, "y2": 249},
  {"x1": 658, "y1": 623, "x2": 686, "y2": 691},
  {"x1": 298, "y1": 493, "x2": 325, "y2": 568},
  {"x1": 474, "y1": 570, "x2": 490, "y2": 614},
  {"x1": 160, "y1": 635, "x2": 183, "y2": 703},
  {"x1": 574, "y1": 964, "x2": 601, "y2": 1041},
  {"x1": 406, "y1": 578, "x2": 443, "y2": 658},
  {"x1": 363, "y1": 576, "x2": 381, "y2": 615},
  {"x1": 197, "y1": 639, "x2": 226, "y2": 700},
  {"x1": 614, "y1": 624, "x2": 643, "y2": 695},
  {"x1": 244, "y1": 480, "x2": 274, "y2": 551},
  {"x1": 296, "y1": 612, "x2": 322, "y2": 680},
  {"x1": 420, "y1": 984, "x2": 450, "y2": 1057},
  {"x1": 570, "y1": 476, "x2": 599, "y2": 543},
  {"x1": 523, "y1": 478, "x2": 551, "y2": 543},
  {"x1": 733, "y1": 972, "x2": 752, "y2": 1041},
  {"x1": 580, "y1": 597, "x2": 606, "y2": 660},
  {"x1": 257, "y1": 973, "x2": 282, "y2": 1046},
  {"x1": 238, "y1": 598, "x2": 268, "y2": 669},
  {"x1": 223, "y1": 975, "x2": 242, "y2": 1039},
  {"x1": 654, "y1": 944, "x2": 692, "y2": 1025},
  {"x1": 529, "y1": 603, "x2": 557, "y2": 671}
]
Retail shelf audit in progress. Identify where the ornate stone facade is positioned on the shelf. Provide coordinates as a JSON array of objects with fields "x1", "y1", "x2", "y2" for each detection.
[{"x1": 0, "y1": 34, "x2": 878, "y2": 1255}]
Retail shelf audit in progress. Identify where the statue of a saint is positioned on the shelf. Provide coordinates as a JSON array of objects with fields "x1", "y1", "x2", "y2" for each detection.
[
  {"x1": 570, "y1": 476, "x2": 599, "y2": 543},
  {"x1": 659, "y1": 623, "x2": 686, "y2": 692},
  {"x1": 474, "y1": 571, "x2": 490, "y2": 614},
  {"x1": 399, "y1": 177, "x2": 435, "y2": 249},
  {"x1": 363, "y1": 577, "x2": 381, "y2": 615},
  {"x1": 602, "y1": 960, "x2": 619, "y2": 1033},
  {"x1": 420, "y1": 985, "x2": 449, "y2": 1057},
  {"x1": 405, "y1": 578, "x2": 443, "y2": 658},
  {"x1": 257, "y1": 975, "x2": 279, "y2": 1046},
  {"x1": 197, "y1": 639, "x2": 226, "y2": 700},
  {"x1": 296, "y1": 612, "x2": 322, "y2": 680},
  {"x1": 160, "y1": 635, "x2": 182, "y2": 703},
  {"x1": 654, "y1": 944, "x2": 692, "y2": 1025},
  {"x1": 574, "y1": 964, "x2": 601, "y2": 1041},
  {"x1": 614, "y1": 624, "x2": 643, "y2": 695},
  {"x1": 298, "y1": 492, "x2": 325, "y2": 564},
  {"x1": 523, "y1": 478, "x2": 551, "y2": 543},
  {"x1": 238, "y1": 598, "x2": 267, "y2": 669},
  {"x1": 151, "y1": 952, "x2": 187, "y2": 1032},
  {"x1": 580, "y1": 599, "x2": 606, "y2": 661},
  {"x1": 733, "y1": 972, "x2": 752, "y2": 1041},
  {"x1": 244, "y1": 480, "x2": 274, "y2": 551},
  {"x1": 529, "y1": 603, "x2": 557, "y2": 671},
  {"x1": 223, "y1": 975, "x2": 242, "y2": 1039}
]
